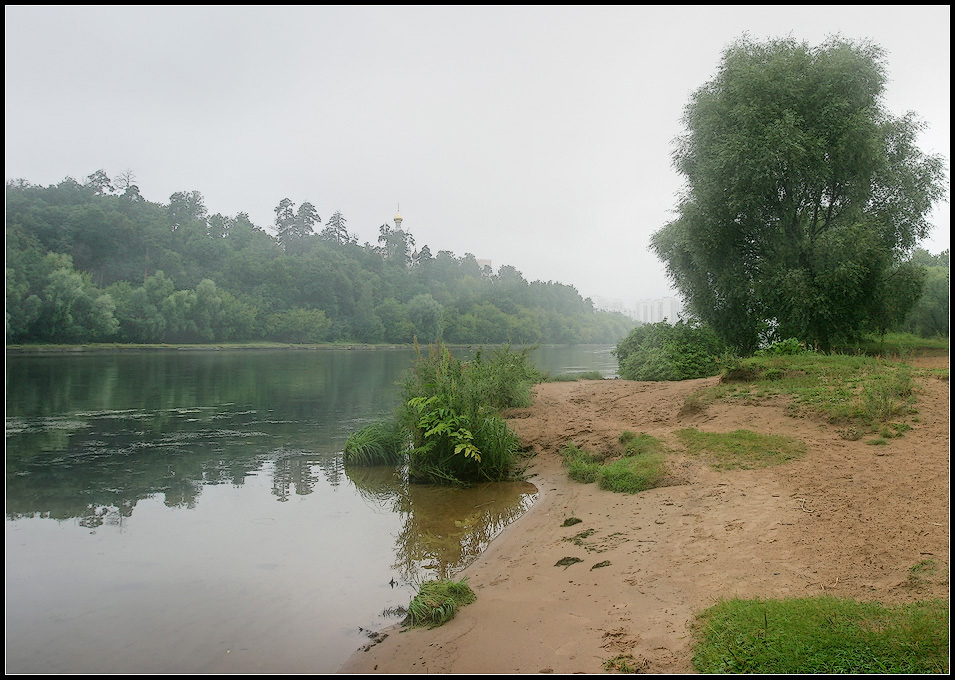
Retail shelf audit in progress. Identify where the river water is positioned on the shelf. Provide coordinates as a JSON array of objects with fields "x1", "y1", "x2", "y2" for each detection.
[{"x1": 4, "y1": 345, "x2": 618, "y2": 674}]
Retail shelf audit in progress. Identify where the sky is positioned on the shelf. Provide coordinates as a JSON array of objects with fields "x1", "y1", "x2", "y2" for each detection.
[{"x1": 5, "y1": 5, "x2": 950, "y2": 307}]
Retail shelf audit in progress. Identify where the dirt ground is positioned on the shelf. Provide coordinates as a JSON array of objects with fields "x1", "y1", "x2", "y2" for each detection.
[{"x1": 339, "y1": 354, "x2": 949, "y2": 674}]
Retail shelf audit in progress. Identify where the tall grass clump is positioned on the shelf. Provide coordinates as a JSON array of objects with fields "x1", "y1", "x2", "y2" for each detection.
[
  {"x1": 692, "y1": 596, "x2": 949, "y2": 674},
  {"x1": 397, "y1": 340, "x2": 543, "y2": 486},
  {"x1": 342, "y1": 421, "x2": 407, "y2": 466},
  {"x1": 402, "y1": 577, "x2": 476, "y2": 628}
]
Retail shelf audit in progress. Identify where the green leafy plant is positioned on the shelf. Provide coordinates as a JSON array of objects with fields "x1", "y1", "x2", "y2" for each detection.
[
  {"x1": 396, "y1": 340, "x2": 540, "y2": 485},
  {"x1": 408, "y1": 395, "x2": 481, "y2": 461},
  {"x1": 613, "y1": 320, "x2": 727, "y2": 381}
]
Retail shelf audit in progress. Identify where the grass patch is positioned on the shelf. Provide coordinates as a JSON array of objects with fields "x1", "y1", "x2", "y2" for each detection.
[
  {"x1": 597, "y1": 454, "x2": 667, "y2": 493},
  {"x1": 692, "y1": 595, "x2": 949, "y2": 674},
  {"x1": 544, "y1": 371, "x2": 605, "y2": 382},
  {"x1": 402, "y1": 578, "x2": 476, "y2": 628},
  {"x1": 559, "y1": 432, "x2": 669, "y2": 493},
  {"x1": 343, "y1": 421, "x2": 406, "y2": 466},
  {"x1": 676, "y1": 429, "x2": 806, "y2": 470},
  {"x1": 694, "y1": 352, "x2": 941, "y2": 435},
  {"x1": 560, "y1": 443, "x2": 603, "y2": 484}
]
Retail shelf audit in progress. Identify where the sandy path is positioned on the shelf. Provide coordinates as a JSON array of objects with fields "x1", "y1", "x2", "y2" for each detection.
[{"x1": 339, "y1": 355, "x2": 949, "y2": 674}]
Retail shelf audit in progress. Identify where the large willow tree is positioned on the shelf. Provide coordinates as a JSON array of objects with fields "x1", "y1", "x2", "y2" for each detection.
[{"x1": 651, "y1": 36, "x2": 947, "y2": 353}]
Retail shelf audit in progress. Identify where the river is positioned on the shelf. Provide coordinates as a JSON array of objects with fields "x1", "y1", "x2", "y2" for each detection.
[{"x1": 4, "y1": 344, "x2": 618, "y2": 673}]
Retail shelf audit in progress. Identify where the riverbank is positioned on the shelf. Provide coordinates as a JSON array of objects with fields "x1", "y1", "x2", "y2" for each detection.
[{"x1": 338, "y1": 355, "x2": 949, "y2": 674}]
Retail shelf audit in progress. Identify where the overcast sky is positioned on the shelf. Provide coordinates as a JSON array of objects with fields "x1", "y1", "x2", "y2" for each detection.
[{"x1": 5, "y1": 5, "x2": 950, "y2": 305}]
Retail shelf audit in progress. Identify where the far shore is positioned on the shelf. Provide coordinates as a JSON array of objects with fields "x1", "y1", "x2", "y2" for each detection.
[{"x1": 4, "y1": 341, "x2": 608, "y2": 355}]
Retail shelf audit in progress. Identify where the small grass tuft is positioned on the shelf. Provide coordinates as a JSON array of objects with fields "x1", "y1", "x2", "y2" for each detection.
[{"x1": 402, "y1": 578, "x2": 476, "y2": 628}]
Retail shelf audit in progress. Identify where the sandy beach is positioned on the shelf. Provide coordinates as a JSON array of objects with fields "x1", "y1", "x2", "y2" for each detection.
[{"x1": 339, "y1": 355, "x2": 949, "y2": 674}]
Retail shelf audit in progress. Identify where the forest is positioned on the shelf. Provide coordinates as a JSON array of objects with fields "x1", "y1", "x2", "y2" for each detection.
[{"x1": 5, "y1": 173, "x2": 637, "y2": 346}]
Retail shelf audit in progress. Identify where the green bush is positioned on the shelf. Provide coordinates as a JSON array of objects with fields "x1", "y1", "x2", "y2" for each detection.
[
  {"x1": 397, "y1": 340, "x2": 541, "y2": 485},
  {"x1": 756, "y1": 338, "x2": 811, "y2": 356},
  {"x1": 614, "y1": 320, "x2": 727, "y2": 381}
]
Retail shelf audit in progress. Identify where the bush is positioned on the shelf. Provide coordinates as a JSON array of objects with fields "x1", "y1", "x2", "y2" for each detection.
[
  {"x1": 755, "y1": 338, "x2": 811, "y2": 356},
  {"x1": 397, "y1": 340, "x2": 541, "y2": 485},
  {"x1": 614, "y1": 320, "x2": 727, "y2": 381}
]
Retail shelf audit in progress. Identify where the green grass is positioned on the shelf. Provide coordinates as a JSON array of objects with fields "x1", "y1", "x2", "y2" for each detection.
[
  {"x1": 696, "y1": 352, "x2": 940, "y2": 434},
  {"x1": 559, "y1": 432, "x2": 669, "y2": 494},
  {"x1": 835, "y1": 332, "x2": 950, "y2": 359},
  {"x1": 691, "y1": 595, "x2": 949, "y2": 674},
  {"x1": 676, "y1": 428, "x2": 807, "y2": 470},
  {"x1": 544, "y1": 371, "x2": 605, "y2": 382},
  {"x1": 402, "y1": 577, "x2": 476, "y2": 628},
  {"x1": 343, "y1": 421, "x2": 407, "y2": 466}
]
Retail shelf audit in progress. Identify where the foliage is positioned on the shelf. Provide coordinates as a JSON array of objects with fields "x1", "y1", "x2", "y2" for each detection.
[
  {"x1": 901, "y1": 248, "x2": 950, "y2": 338},
  {"x1": 408, "y1": 395, "x2": 482, "y2": 463},
  {"x1": 5, "y1": 176, "x2": 637, "y2": 346},
  {"x1": 651, "y1": 36, "x2": 948, "y2": 354},
  {"x1": 396, "y1": 341, "x2": 540, "y2": 485},
  {"x1": 613, "y1": 320, "x2": 727, "y2": 381},
  {"x1": 402, "y1": 577, "x2": 476, "y2": 628},
  {"x1": 343, "y1": 421, "x2": 407, "y2": 466},
  {"x1": 676, "y1": 429, "x2": 806, "y2": 470},
  {"x1": 755, "y1": 338, "x2": 812, "y2": 356},
  {"x1": 691, "y1": 596, "x2": 949, "y2": 673}
]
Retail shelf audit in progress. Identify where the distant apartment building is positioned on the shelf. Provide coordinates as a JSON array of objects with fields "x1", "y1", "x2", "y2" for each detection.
[{"x1": 593, "y1": 295, "x2": 684, "y2": 325}]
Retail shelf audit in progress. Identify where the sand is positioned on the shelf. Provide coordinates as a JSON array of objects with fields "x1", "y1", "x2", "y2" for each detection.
[{"x1": 339, "y1": 354, "x2": 949, "y2": 674}]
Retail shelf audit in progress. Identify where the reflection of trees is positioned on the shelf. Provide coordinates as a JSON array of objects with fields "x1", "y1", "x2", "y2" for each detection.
[
  {"x1": 346, "y1": 468, "x2": 537, "y2": 583},
  {"x1": 5, "y1": 350, "x2": 413, "y2": 521},
  {"x1": 271, "y1": 452, "x2": 345, "y2": 501},
  {"x1": 344, "y1": 465, "x2": 407, "y2": 511}
]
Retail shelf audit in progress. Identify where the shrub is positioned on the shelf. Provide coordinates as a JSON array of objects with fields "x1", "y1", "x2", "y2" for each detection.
[
  {"x1": 397, "y1": 340, "x2": 541, "y2": 485},
  {"x1": 614, "y1": 320, "x2": 727, "y2": 381},
  {"x1": 756, "y1": 338, "x2": 811, "y2": 356}
]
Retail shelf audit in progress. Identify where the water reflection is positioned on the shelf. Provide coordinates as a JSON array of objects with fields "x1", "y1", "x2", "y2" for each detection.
[
  {"x1": 5, "y1": 346, "x2": 610, "y2": 673},
  {"x1": 346, "y1": 466, "x2": 537, "y2": 582}
]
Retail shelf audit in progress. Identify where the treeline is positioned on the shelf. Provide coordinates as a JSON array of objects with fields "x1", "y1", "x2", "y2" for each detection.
[{"x1": 5, "y1": 172, "x2": 636, "y2": 345}]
